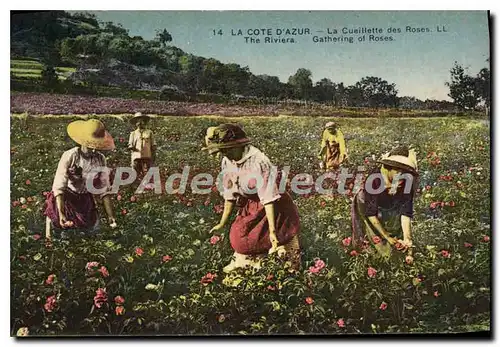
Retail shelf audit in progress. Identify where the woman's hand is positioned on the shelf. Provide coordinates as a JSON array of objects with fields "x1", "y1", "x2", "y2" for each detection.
[
  {"x1": 210, "y1": 223, "x2": 225, "y2": 234},
  {"x1": 269, "y1": 230, "x2": 279, "y2": 252},
  {"x1": 59, "y1": 214, "x2": 74, "y2": 228},
  {"x1": 109, "y1": 217, "x2": 118, "y2": 229}
]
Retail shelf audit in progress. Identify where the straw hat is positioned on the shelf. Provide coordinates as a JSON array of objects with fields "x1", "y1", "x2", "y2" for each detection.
[
  {"x1": 377, "y1": 148, "x2": 418, "y2": 176},
  {"x1": 325, "y1": 121, "x2": 337, "y2": 129},
  {"x1": 129, "y1": 112, "x2": 150, "y2": 124},
  {"x1": 202, "y1": 124, "x2": 251, "y2": 155},
  {"x1": 67, "y1": 119, "x2": 115, "y2": 151}
]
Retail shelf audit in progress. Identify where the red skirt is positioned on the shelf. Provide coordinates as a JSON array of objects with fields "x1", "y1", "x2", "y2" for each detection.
[
  {"x1": 43, "y1": 189, "x2": 98, "y2": 229},
  {"x1": 229, "y1": 192, "x2": 301, "y2": 255}
]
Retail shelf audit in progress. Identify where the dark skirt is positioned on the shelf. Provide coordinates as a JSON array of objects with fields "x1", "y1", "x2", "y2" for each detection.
[
  {"x1": 229, "y1": 192, "x2": 301, "y2": 255},
  {"x1": 325, "y1": 143, "x2": 341, "y2": 170},
  {"x1": 44, "y1": 189, "x2": 98, "y2": 230}
]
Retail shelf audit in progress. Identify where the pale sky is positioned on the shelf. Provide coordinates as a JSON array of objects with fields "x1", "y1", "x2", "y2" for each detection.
[{"x1": 89, "y1": 11, "x2": 490, "y2": 101}]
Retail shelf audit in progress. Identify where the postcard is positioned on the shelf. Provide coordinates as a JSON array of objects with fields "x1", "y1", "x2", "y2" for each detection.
[{"x1": 10, "y1": 10, "x2": 491, "y2": 337}]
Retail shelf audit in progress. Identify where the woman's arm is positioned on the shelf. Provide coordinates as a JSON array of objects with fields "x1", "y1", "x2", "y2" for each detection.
[
  {"x1": 55, "y1": 194, "x2": 67, "y2": 226},
  {"x1": 264, "y1": 202, "x2": 279, "y2": 249},
  {"x1": 337, "y1": 130, "x2": 347, "y2": 160},
  {"x1": 367, "y1": 216, "x2": 397, "y2": 244},
  {"x1": 102, "y1": 195, "x2": 116, "y2": 224},
  {"x1": 210, "y1": 200, "x2": 235, "y2": 232},
  {"x1": 401, "y1": 215, "x2": 413, "y2": 255}
]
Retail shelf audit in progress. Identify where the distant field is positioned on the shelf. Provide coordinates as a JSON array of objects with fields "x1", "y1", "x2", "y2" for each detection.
[{"x1": 10, "y1": 59, "x2": 75, "y2": 80}]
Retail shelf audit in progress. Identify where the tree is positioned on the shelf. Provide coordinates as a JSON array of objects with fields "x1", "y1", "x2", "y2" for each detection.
[
  {"x1": 475, "y1": 63, "x2": 490, "y2": 115},
  {"x1": 288, "y1": 68, "x2": 313, "y2": 100},
  {"x1": 155, "y1": 29, "x2": 172, "y2": 47},
  {"x1": 355, "y1": 76, "x2": 398, "y2": 108},
  {"x1": 102, "y1": 21, "x2": 129, "y2": 36},
  {"x1": 313, "y1": 78, "x2": 336, "y2": 103},
  {"x1": 446, "y1": 61, "x2": 481, "y2": 110}
]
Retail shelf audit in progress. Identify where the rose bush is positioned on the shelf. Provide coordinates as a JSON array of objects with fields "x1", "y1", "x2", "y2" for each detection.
[{"x1": 10, "y1": 115, "x2": 490, "y2": 335}]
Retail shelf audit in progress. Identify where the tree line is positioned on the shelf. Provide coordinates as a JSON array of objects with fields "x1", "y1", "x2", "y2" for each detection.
[{"x1": 11, "y1": 11, "x2": 490, "y2": 112}]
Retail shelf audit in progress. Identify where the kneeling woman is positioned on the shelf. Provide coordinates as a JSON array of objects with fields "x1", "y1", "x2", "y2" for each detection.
[
  {"x1": 44, "y1": 119, "x2": 118, "y2": 239},
  {"x1": 351, "y1": 146, "x2": 418, "y2": 262},
  {"x1": 204, "y1": 124, "x2": 301, "y2": 273}
]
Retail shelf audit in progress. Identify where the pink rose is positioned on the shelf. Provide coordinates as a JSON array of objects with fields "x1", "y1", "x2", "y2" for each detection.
[
  {"x1": 85, "y1": 261, "x2": 100, "y2": 271},
  {"x1": 441, "y1": 250, "x2": 450, "y2": 258},
  {"x1": 98, "y1": 266, "x2": 109, "y2": 278},
  {"x1": 115, "y1": 306, "x2": 125, "y2": 315},
  {"x1": 45, "y1": 274, "x2": 55, "y2": 285},
  {"x1": 342, "y1": 237, "x2": 352, "y2": 247},
  {"x1": 114, "y1": 295, "x2": 125, "y2": 305},
  {"x1": 44, "y1": 295, "x2": 57, "y2": 312},
  {"x1": 94, "y1": 288, "x2": 108, "y2": 308},
  {"x1": 135, "y1": 247, "x2": 144, "y2": 257},
  {"x1": 482, "y1": 235, "x2": 490, "y2": 243},
  {"x1": 372, "y1": 236, "x2": 381, "y2": 244},
  {"x1": 367, "y1": 267, "x2": 377, "y2": 278},
  {"x1": 305, "y1": 297, "x2": 314, "y2": 305},
  {"x1": 464, "y1": 242, "x2": 473, "y2": 248},
  {"x1": 337, "y1": 318, "x2": 345, "y2": 328},
  {"x1": 314, "y1": 259, "x2": 326, "y2": 271},
  {"x1": 162, "y1": 255, "x2": 172, "y2": 263},
  {"x1": 350, "y1": 250, "x2": 359, "y2": 256},
  {"x1": 200, "y1": 272, "x2": 217, "y2": 286},
  {"x1": 379, "y1": 302, "x2": 388, "y2": 310},
  {"x1": 210, "y1": 235, "x2": 221, "y2": 245},
  {"x1": 308, "y1": 266, "x2": 320, "y2": 274}
]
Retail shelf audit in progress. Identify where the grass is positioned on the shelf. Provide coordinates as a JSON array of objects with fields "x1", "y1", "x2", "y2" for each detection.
[{"x1": 10, "y1": 59, "x2": 75, "y2": 81}]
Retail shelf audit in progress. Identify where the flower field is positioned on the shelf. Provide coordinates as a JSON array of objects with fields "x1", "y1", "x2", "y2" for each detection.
[{"x1": 11, "y1": 114, "x2": 491, "y2": 336}]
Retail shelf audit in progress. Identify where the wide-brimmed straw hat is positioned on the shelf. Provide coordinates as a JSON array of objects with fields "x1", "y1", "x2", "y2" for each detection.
[
  {"x1": 377, "y1": 148, "x2": 419, "y2": 176},
  {"x1": 67, "y1": 119, "x2": 115, "y2": 151},
  {"x1": 202, "y1": 123, "x2": 251, "y2": 155},
  {"x1": 325, "y1": 121, "x2": 337, "y2": 129},
  {"x1": 129, "y1": 112, "x2": 151, "y2": 124}
]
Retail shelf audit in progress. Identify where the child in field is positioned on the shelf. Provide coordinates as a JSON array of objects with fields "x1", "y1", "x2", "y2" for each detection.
[
  {"x1": 128, "y1": 113, "x2": 156, "y2": 178},
  {"x1": 318, "y1": 122, "x2": 347, "y2": 170}
]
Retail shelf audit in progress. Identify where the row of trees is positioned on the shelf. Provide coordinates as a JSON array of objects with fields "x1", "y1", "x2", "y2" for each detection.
[
  {"x1": 12, "y1": 11, "x2": 490, "y2": 111},
  {"x1": 446, "y1": 61, "x2": 490, "y2": 113}
]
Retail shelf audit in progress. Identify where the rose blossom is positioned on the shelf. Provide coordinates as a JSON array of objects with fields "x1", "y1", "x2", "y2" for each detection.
[
  {"x1": 441, "y1": 250, "x2": 450, "y2": 258},
  {"x1": 367, "y1": 267, "x2": 377, "y2": 278},
  {"x1": 135, "y1": 247, "x2": 144, "y2": 257},
  {"x1": 308, "y1": 266, "x2": 320, "y2": 274},
  {"x1": 162, "y1": 255, "x2": 172, "y2": 263},
  {"x1": 337, "y1": 318, "x2": 345, "y2": 328},
  {"x1": 305, "y1": 297, "x2": 314, "y2": 305},
  {"x1": 210, "y1": 235, "x2": 221, "y2": 245},
  {"x1": 44, "y1": 295, "x2": 57, "y2": 312},
  {"x1": 99, "y1": 266, "x2": 109, "y2": 278},
  {"x1": 114, "y1": 295, "x2": 125, "y2": 305},
  {"x1": 45, "y1": 274, "x2": 55, "y2": 285},
  {"x1": 115, "y1": 306, "x2": 125, "y2": 315},
  {"x1": 85, "y1": 261, "x2": 100, "y2": 271},
  {"x1": 200, "y1": 272, "x2": 217, "y2": 286},
  {"x1": 482, "y1": 235, "x2": 490, "y2": 243},
  {"x1": 342, "y1": 237, "x2": 352, "y2": 247},
  {"x1": 372, "y1": 236, "x2": 381, "y2": 244},
  {"x1": 350, "y1": 250, "x2": 359, "y2": 256},
  {"x1": 94, "y1": 288, "x2": 108, "y2": 308},
  {"x1": 314, "y1": 259, "x2": 326, "y2": 271},
  {"x1": 464, "y1": 242, "x2": 473, "y2": 248},
  {"x1": 379, "y1": 302, "x2": 388, "y2": 310}
]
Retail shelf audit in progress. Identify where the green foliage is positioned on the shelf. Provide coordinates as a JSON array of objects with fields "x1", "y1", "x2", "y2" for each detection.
[{"x1": 10, "y1": 115, "x2": 490, "y2": 335}]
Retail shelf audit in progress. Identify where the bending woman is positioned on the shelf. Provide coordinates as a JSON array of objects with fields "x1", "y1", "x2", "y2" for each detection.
[
  {"x1": 44, "y1": 119, "x2": 117, "y2": 239},
  {"x1": 351, "y1": 146, "x2": 418, "y2": 262},
  {"x1": 318, "y1": 121, "x2": 347, "y2": 171},
  {"x1": 204, "y1": 124, "x2": 301, "y2": 273}
]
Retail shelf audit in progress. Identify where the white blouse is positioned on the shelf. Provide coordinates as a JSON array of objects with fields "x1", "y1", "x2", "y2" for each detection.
[
  {"x1": 128, "y1": 129, "x2": 156, "y2": 164},
  {"x1": 220, "y1": 145, "x2": 281, "y2": 205},
  {"x1": 52, "y1": 147, "x2": 111, "y2": 198}
]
